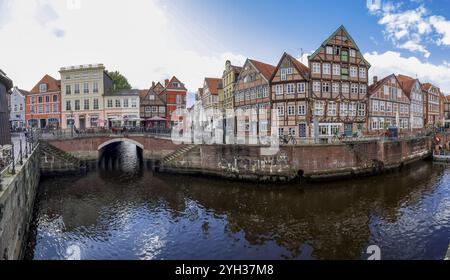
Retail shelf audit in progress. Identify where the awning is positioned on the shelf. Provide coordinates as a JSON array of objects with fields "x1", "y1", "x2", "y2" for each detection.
[{"x1": 146, "y1": 116, "x2": 166, "y2": 121}]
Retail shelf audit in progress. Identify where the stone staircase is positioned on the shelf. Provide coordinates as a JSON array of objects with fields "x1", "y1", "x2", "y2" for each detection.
[
  {"x1": 39, "y1": 141, "x2": 83, "y2": 174},
  {"x1": 162, "y1": 144, "x2": 197, "y2": 165}
]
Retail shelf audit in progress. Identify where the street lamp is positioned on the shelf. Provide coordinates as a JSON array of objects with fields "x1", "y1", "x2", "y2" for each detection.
[{"x1": 70, "y1": 110, "x2": 74, "y2": 138}]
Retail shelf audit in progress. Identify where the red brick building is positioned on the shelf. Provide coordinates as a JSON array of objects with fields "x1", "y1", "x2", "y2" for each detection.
[
  {"x1": 25, "y1": 74, "x2": 61, "y2": 129},
  {"x1": 163, "y1": 76, "x2": 187, "y2": 128}
]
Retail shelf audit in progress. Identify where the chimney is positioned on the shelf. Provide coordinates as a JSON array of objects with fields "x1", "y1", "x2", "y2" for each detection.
[
  {"x1": 165, "y1": 79, "x2": 169, "y2": 87},
  {"x1": 152, "y1": 81, "x2": 155, "y2": 87},
  {"x1": 373, "y1": 76, "x2": 378, "y2": 84}
]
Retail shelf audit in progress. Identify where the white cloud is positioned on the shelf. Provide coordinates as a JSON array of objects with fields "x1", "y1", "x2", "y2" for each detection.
[
  {"x1": 368, "y1": 1, "x2": 450, "y2": 58},
  {"x1": 365, "y1": 51, "x2": 450, "y2": 93},
  {"x1": 0, "y1": 0, "x2": 246, "y2": 93}
]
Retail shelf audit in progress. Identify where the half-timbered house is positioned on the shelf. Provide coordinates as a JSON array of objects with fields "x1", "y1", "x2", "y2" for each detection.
[
  {"x1": 397, "y1": 74, "x2": 424, "y2": 131},
  {"x1": 308, "y1": 25, "x2": 370, "y2": 138},
  {"x1": 368, "y1": 74, "x2": 411, "y2": 133},
  {"x1": 270, "y1": 52, "x2": 310, "y2": 138}
]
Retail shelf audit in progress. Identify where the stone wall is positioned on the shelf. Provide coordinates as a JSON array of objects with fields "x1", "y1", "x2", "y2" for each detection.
[
  {"x1": 47, "y1": 136, "x2": 182, "y2": 160},
  {"x1": 164, "y1": 137, "x2": 432, "y2": 181},
  {"x1": 0, "y1": 147, "x2": 40, "y2": 259}
]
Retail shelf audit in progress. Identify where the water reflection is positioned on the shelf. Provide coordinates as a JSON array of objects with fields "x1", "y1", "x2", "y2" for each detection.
[{"x1": 25, "y1": 148, "x2": 450, "y2": 259}]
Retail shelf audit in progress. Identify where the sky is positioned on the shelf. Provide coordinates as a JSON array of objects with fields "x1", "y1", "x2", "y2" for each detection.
[{"x1": 0, "y1": 0, "x2": 450, "y2": 107}]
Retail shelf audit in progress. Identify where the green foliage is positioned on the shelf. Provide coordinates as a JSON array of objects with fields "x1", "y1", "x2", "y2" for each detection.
[{"x1": 107, "y1": 70, "x2": 132, "y2": 90}]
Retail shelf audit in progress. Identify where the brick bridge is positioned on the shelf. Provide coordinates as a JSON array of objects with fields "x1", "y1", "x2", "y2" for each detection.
[{"x1": 45, "y1": 135, "x2": 187, "y2": 160}]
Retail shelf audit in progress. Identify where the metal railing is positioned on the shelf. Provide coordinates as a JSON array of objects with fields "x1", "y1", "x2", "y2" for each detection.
[
  {"x1": 0, "y1": 135, "x2": 39, "y2": 189},
  {"x1": 34, "y1": 127, "x2": 172, "y2": 140}
]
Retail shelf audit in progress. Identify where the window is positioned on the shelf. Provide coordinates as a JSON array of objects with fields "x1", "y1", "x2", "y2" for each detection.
[
  {"x1": 323, "y1": 63, "x2": 331, "y2": 75},
  {"x1": 107, "y1": 99, "x2": 113, "y2": 108},
  {"x1": 152, "y1": 106, "x2": 158, "y2": 113},
  {"x1": 351, "y1": 84, "x2": 358, "y2": 94},
  {"x1": 286, "y1": 83, "x2": 295, "y2": 94},
  {"x1": 326, "y1": 46, "x2": 333, "y2": 54},
  {"x1": 173, "y1": 82, "x2": 180, "y2": 88},
  {"x1": 359, "y1": 85, "x2": 367, "y2": 94},
  {"x1": 66, "y1": 100, "x2": 71, "y2": 111},
  {"x1": 259, "y1": 120, "x2": 268, "y2": 132},
  {"x1": 297, "y1": 83, "x2": 305, "y2": 93},
  {"x1": 276, "y1": 85, "x2": 285, "y2": 96},
  {"x1": 13, "y1": 105, "x2": 17, "y2": 112},
  {"x1": 333, "y1": 64, "x2": 340, "y2": 76},
  {"x1": 176, "y1": 95, "x2": 181, "y2": 105},
  {"x1": 312, "y1": 63, "x2": 321, "y2": 74},
  {"x1": 284, "y1": 127, "x2": 294, "y2": 136},
  {"x1": 278, "y1": 128, "x2": 284, "y2": 136},
  {"x1": 372, "y1": 100, "x2": 379, "y2": 111},
  {"x1": 358, "y1": 103, "x2": 366, "y2": 116},
  {"x1": 280, "y1": 68, "x2": 293, "y2": 81},
  {"x1": 30, "y1": 105, "x2": 35, "y2": 113},
  {"x1": 45, "y1": 104, "x2": 49, "y2": 113},
  {"x1": 53, "y1": 95, "x2": 57, "y2": 102},
  {"x1": 342, "y1": 83, "x2": 350, "y2": 93},
  {"x1": 277, "y1": 105, "x2": 285, "y2": 116},
  {"x1": 332, "y1": 83, "x2": 340, "y2": 94},
  {"x1": 350, "y1": 66, "x2": 357, "y2": 78},
  {"x1": 349, "y1": 102, "x2": 357, "y2": 116},
  {"x1": 298, "y1": 104, "x2": 306, "y2": 115},
  {"x1": 38, "y1": 96, "x2": 43, "y2": 103},
  {"x1": 131, "y1": 98, "x2": 137, "y2": 108},
  {"x1": 340, "y1": 102, "x2": 348, "y2": 117},
  {"x1": 313, "y1": 81, "x2": 321, "y2": 93},
  {"x1": 115, "y1": 99, "x2": 120, "y2": 107},
  {"x1": 93, "y1": 82, "x2": 99, "y2": 93},
  {"x1": 341, "y1": 67, "x2": 349, "y2": 80},
  {"x1": 149, "y1": 94, "x2": 155, "y2": 100},
  {"x1": 93, "y1": 99, "x2": 99, "y2": 109},
  {"x1": 45, "y1": 95, "x2": 50, "y2": 102},
  {"x1": 84, "y1": 83, "x2": 89, "y2": 93},
  {"x1": 31, "y1": 96, "x2": 36, "y2": 104},
  {"x1": 350, "y1": 49, "x2": 356, "y2": 57},
  {"x1": 384, "y1": 85, "x2": 389, "y2": 95},
  {"x1": 341, "y1": 50, "x2": 348, "y2": 62},
  {"x1": 314, "y1": 101, "x2": 324, "y2": 116},
  {"x1": 159, "y1": 106, "x2": 165, "y2": 113},
  {"x1": 84, "y1": 99, "x2": 89, "y2": 110},
  {"x1": 359, "y1": 68, "x2": 366, "y2": 79},
  {"x1": 75, "y1": 100, "x2": 80, "y2": 110},
  {"x1": 322, "y1": 82, "x2": 330, "y2": 93},
  {"x1": 380, "y1": 101, "x2": 385, "y2": 112},
  {"x1": 39, "y1": 84, "x2": 47, "y2": 93},
  {"x1": 386, "y1": 102, "x2": 392, "y2": 112},
  {"x1": 288, "y1": 105, "x2": 295, "y2": 116},
  {"x1": 75, "y1": 84, "x2": 80, "y2": 94},
  {"x1": 334, "y1": 46, "x2": 341, "y2": 55},
  {"x1": 52, "y1": 103, "x2": 57, "y2": 112},
  {"x1": 20, "y1": 104, "x2": 23, "y2": 111},
  {"x1": 66, "y1": 85, "x2": 71, "y2": 94},
  {"x1": 327, "y1": 101, "x2": 337, "y2": 116}
]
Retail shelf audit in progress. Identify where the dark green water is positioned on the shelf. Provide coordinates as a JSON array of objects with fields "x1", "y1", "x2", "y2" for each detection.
[{"x1": 25, "y1": 142, "x2": 450, "y2": 260}]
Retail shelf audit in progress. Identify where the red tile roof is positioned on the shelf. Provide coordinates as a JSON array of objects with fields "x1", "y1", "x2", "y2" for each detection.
[
  {"x1": 165, "y1": 76, "x2": 187, "y2": 91},
  {"x1": 249, "y1": 59, "x2": 276, "y2": 81},
  {"x1": 368, "y1": 74, "x2": 393, "y2": 94},
  {"x1": 204, "y1": 78, "x2": 222, "y2": 95},
  {"x1": 30, "y1": 74, "x2": 60, "y2": 93},
  {"x1": 396, "y1": 74, "x2": 416, "y2": 99}
]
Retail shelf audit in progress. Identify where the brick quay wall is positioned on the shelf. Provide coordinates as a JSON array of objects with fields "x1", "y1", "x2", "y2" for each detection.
[{"x1": 46, "y1": 136, "x2": 432, "y2": 181}]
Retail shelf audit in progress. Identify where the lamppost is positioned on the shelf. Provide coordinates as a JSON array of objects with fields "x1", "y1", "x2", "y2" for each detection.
[{"x1": 70, "y1": 110, "x2": 74, "y2": 138}]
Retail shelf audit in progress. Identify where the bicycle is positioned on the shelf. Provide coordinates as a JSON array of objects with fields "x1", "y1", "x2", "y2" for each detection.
[
  {"x1": 331, "y1": 133, "x2": 346, "y2": 143},
  {"x1": 279, "y1": 134, "x2": 297, "y2": 145}
]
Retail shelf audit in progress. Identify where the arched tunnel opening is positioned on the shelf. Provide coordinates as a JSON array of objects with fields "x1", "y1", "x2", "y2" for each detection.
[{"x1": 98, "y1": 140, "x2": 144, "y2": 173}]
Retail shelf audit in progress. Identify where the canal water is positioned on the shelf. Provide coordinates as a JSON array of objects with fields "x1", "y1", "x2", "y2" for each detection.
[{"x1": 25, "y1": 142, "x2": 450, "y2": 260}]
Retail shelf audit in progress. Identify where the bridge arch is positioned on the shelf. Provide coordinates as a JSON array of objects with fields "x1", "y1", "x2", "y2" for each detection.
[{"x1": 97, "y1": 138, "x2": 144, "y2": 151}]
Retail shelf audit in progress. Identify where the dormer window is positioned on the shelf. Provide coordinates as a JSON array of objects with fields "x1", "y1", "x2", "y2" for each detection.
[
  {"x1": 173, "y1": 82, "x2": 180, "y2": 88},
  {"x1": 39, "y1": 84, "x2": 48, "y2": 93}
]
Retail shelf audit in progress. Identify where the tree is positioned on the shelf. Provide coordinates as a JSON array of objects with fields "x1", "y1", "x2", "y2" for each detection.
[{"x1": 107, "y1": 70, "x2": 132, "y2": 91}]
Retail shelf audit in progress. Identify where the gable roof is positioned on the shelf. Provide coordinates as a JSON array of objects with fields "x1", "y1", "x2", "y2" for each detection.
[
  {"x1": 396, "y1": 74, "x2": 418, "y2": 98},
  {"x1": 309, "y1": 25, "x2": 371, "y2": 67},
  {"x1": 204, "y1": 78, "x2": 222, "y2": 95},
  {"x1": 271, "y1": 52, "x2": 310, "y2": 81},
  {"x1": 248, "y1": 59, "x2": 276, "y2": 81},
  {"x1": 368, "y1": 74, "x2": 400, "y2": 95},
  {"x1": 30, "y1": 74, "x2": 60, "y2": 93},
  {"x1": 164, "y1": 76, "x2": 187, "y2": 91}
]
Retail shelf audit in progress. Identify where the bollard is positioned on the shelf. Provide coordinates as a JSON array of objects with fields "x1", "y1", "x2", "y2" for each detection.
[
  {"x1": 11, "y1": 143, "x2": 16, "y2": 175},
  {"x1": 19, "y1": 139, "x2": 23, "y2": 165}
]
